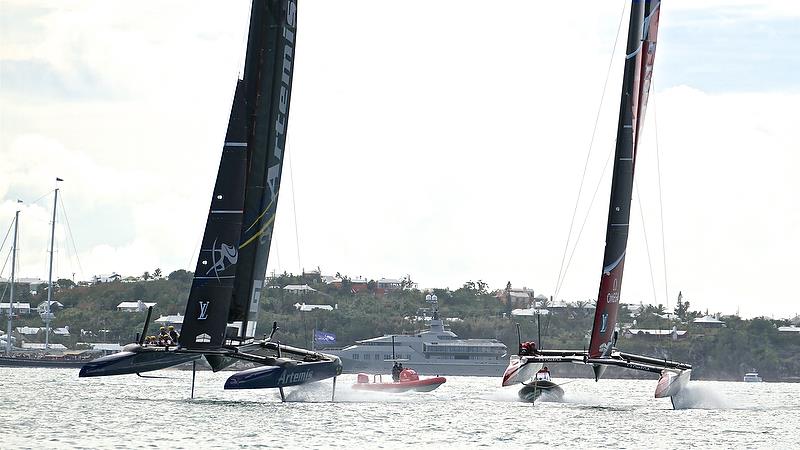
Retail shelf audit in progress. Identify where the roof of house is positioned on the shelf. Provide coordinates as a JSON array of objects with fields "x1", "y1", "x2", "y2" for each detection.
[
  {"x1": 284, "y1": 284, "x2": 317, "y2": 292},
  {"x1": 511, "y1": 308, "x2": 549, "y2": 316},
  {"x1": 117, "y1": 301, "x2": 157, "y2": 308},
  {"x1": 294, "y1": 302, "x2": 333, "y2": 312},
  {"x1": 155, "y1": 314, "x2": 184, "y2": 324},
  {"x1": 16, "y1": 326, "x2": 41, "y2": 335},
  {"x1": 626, "y1": 328, "x2": 687, "y2": 336},
  {"x1": 38, "y1": 300, "x2": 64, "y2": 308},
  {"x1": 693, "y1": 315, "x2": 725, "y2": 324},
  {"x1": 778, "y1": 325, "x2": 800, "y2": 333}
]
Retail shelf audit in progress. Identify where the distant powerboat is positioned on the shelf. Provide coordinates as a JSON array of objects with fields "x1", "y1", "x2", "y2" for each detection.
[{"x1": 743, "y1": 371, "x2": 763, "y2": 382}]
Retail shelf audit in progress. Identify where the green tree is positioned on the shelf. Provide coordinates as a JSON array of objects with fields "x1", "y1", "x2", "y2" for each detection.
[
  {"x1": 57, "y1": 278, "x2": 76, "y2": 290},
  {"x1": 167, "y1": 270, "x2": 192, "y2": 283}
]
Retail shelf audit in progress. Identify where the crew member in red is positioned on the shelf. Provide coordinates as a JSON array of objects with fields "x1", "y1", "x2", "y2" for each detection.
[{"x1": 519, "y1": 341, "x2": 537, "y2": 356}]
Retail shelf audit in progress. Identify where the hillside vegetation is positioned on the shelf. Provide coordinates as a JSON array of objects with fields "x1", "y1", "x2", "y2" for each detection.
[{"x1": 4, "y1": 271, "x2": 798, "y2": 381}]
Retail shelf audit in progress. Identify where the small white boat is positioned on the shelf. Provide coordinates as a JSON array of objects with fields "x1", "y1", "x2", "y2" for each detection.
[{"x1": 743, "y1": 372, "x2": 763, "y2": 382}]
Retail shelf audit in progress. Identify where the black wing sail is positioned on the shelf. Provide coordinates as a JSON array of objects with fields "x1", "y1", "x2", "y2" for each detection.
[
  {"x1": 588, "y1": 0, "x2": 649, "y2": 360},
  {"x1": 229, "y1": 0, "x2": 298, "y2": 339},
  {"x1": 179, "y1": 81, "x2": 248, "y2": 349}
]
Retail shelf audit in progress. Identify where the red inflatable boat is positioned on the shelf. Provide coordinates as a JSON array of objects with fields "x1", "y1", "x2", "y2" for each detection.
[{"x1": 352, "y1": 369, "x2": 446, "y2": 392}]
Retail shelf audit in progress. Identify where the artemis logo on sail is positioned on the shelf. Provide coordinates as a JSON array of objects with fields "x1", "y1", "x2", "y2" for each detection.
[
  {"x1": 205, "y1": 238, "x2": 238, "y2": 277},
  {"x1": 277, "y1": 369, "x2": 312, "y2": 386},
  {"x1": 265, "y1": 0, "x2": 297, "y2": 204}
]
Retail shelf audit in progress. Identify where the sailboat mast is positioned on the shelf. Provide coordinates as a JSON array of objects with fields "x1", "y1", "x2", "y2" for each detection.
[
  {"x1": 45, "y1": 182, "x2": 60, "y2": 349},
  {"x1": 5, "y1": 209, "x2": 19, "y2": 356},
  {"x1": 588, "y1": 0, "x2": 661, "y2": 362}
]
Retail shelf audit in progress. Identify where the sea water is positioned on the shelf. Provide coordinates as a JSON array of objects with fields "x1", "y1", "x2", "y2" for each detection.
[{"x1": 2, "y1": 367, "x2": 798, "y2": 449}]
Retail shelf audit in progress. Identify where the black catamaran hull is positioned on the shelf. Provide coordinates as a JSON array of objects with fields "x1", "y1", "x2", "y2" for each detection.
[
  {"x1": 78, "y1": 347, "x2": 202, "y2": 377},
  {"x1": 225, "y1": 356, "x2": 341, "y2": 390}
]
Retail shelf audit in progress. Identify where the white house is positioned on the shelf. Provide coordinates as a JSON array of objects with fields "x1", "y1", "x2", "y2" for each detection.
[
  {"x1": 155, "y1": 314, "x2": 184, "y2": 325},
  {"x1": 284, "y1": 284, "x2": 317, "y2": 294},
  {"x1": 294, "y1": 302, "x2": 334, "y2": 312},
  {"x1": 0, "y1": 302, "x2": 31, "y2": 315},
  {"x1": 16, "y1": 326, "x2": 41, "y2": 335},
  {"x1": 38, "y1": 300, "x2": 64, "y2": 311},
  {"x1": 693, "y1": 315, "x2": 726, "y2": 328},
  {"x1": 117, "y1": 300, "x2": 156, "y2": 312},
  {"x1": 93, "y1": 273, "x2": 122, "y2": 284}
]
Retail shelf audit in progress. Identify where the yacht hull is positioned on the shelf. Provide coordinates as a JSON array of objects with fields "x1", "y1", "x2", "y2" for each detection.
[
  {"x1": 224, "y1": 356, "x2": 342, "y2": 389},
  {"x1": 78, "y1": 347, "x2": 201, "y2": 377}
]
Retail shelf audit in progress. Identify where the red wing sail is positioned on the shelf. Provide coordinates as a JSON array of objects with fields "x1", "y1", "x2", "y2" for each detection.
[{"x1": 588, "y1": 0, "x2": 661, "y2": 359}]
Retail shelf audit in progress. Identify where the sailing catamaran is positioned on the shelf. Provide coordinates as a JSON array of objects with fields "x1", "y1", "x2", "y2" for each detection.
[
  {"x1": 80, "y1": 0, "x2": 342, "y2": 399},
  {"x1": 502, "y1": 0, "x2": 692, "y2": 408}
]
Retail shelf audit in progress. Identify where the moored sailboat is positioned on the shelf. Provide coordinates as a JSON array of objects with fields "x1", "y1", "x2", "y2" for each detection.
[
  {"x1": 502, "y1": 0, "x2": 692, "y2": 408},
  {"x1": 79, "y1": 0, "x2": 342, "y2": 399}
]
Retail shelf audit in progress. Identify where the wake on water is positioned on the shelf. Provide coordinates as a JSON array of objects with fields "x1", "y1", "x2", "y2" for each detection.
[
  {"x1": 285, "y1": 379, "x2": 736, "y2": 412},
  {"x1": 671, "y1": 383, "x2": 732, "y2": 410},
  {"x1": 489, "y1": 380, "x2": 735, "y2": 411}
]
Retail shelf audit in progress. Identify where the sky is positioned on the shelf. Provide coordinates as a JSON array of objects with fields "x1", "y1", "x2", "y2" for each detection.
[{"x1": 1, "y1": 1, "x2": 798, "y2": 319}]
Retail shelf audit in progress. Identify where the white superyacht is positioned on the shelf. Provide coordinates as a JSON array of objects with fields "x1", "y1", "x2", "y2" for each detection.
[{"x1": 326, "y1": 295, "x2": 508, "y2": 376}]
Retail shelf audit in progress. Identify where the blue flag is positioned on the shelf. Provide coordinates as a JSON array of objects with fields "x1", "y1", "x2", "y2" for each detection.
[{"x1": 313, "y1": 330, "x2": 336, "y2": 343}]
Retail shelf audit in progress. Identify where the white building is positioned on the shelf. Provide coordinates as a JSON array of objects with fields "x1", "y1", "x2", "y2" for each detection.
[
  {"x1": 117, "y1": 300, "x2": 156, "y2": 312},
  {"x1": 693, "y1": 315, "x2": 726, "y2": 328},
  {"x1": 16, "y1": 326, "x2": 41, "y2": 335},
  {"x1": 155, "y1": 314, "x2": 184, "y2": 325},
  {"x1": 0, "y1": 302, "x2": 31, "y2": 315},
  {"x1": 284, "y1": 284, "x2": 317, "y2": 294},
  {"x1": 294, "y1": 302, "x2": 334, "y2": 312}
]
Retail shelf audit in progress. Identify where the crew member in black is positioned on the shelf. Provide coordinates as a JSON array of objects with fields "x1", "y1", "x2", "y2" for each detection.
[
  {"x1": 168, "y1": 325, "x2": 179, "y2": 343},
  {"x1": 392, "y1": 362, "x2": 401, "y2": 382}
]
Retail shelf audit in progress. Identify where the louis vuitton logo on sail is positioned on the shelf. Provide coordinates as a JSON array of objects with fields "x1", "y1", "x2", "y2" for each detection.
[{"x1": 198, "y1": 301, "x2": 210, "y2": 320}]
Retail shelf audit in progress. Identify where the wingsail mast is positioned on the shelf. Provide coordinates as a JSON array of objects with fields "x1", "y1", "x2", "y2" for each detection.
[
  {"x1": 230, "y1": 0, "x2": 297, "y2": 340},
  {"x1": 587, "y1": 0, "x2": 651, "y2": 375},
  {"x1": 179, "y1": 0, "x2": 298, "y2": 347}
]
